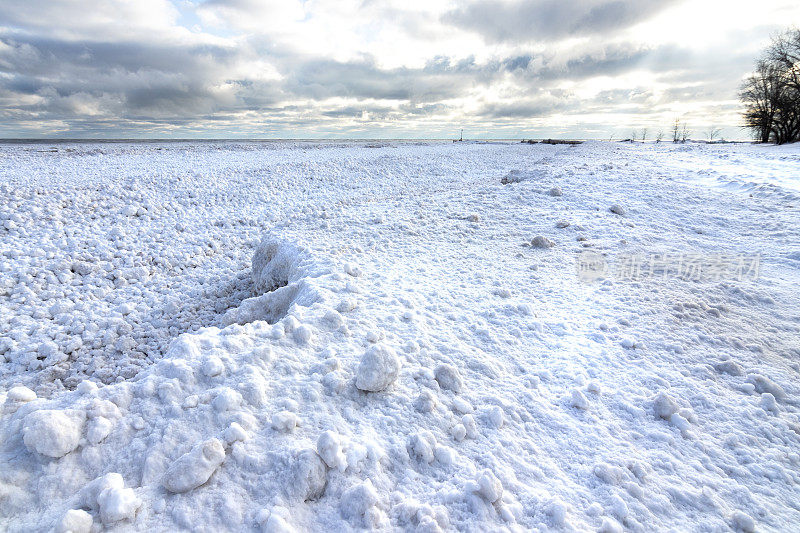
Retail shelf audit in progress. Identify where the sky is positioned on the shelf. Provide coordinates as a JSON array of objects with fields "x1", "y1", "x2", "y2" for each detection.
[{"x1": 0, "y1": 0, "x2": 799, "y2": 139}]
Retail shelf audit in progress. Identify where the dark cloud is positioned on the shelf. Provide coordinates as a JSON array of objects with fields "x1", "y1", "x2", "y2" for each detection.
[
  {"x1": 443, "y1": 0, "x2": 679, "y2": 43},
  {"x1": 0, "y1": 31, "x2": 713, "y2": 134},
  {"x1": 0, "y1": 0, "x2": 776, "y2": 138}
]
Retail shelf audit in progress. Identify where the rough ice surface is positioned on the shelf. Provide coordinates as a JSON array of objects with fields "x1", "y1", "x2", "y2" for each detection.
[{"x1": 1, "y1": 140, "x2": 800, "y2": 531}]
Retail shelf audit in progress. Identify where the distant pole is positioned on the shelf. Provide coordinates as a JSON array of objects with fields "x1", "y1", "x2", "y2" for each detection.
[{"x1": 460, "y1": 129, "x2": 463, "y2": 141}]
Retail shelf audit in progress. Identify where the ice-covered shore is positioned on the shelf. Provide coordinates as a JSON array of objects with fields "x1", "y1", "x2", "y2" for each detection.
[{"x1": 1, "y1": 140, "x2": 799, "y2": 531}]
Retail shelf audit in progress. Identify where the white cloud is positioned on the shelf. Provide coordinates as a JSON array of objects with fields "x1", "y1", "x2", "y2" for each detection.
[{"x1": 0, "y1": 0, "x2": 799, "y2": 137}]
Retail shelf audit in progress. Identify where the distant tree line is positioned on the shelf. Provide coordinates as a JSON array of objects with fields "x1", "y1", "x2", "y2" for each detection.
[{"x1": 740, "y1": 29, "x2": 800, "y2": 144}]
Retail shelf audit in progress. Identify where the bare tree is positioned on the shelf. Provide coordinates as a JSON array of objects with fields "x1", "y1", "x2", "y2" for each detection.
[
  {"x1": 640, "y1": 128, "x2": 648, "y2": 142},
  {"x1": 655, "y1": 130, "x2": 664, "y2": 143},
  {"x1": 681, "y1": 123, "x2": 690, "y2": 143},
  {"x1": 741, "y1": 28, "x2": 800, "y2": 144},
  {"x1": 672, "y1": 118, "x2": 681, "y2": 143},
  {"x1": 706, "y1": 126, "x2": 722, "y2": 141},
  {"x1": 741, "y1": 60, "x2": 782, "y2": 142}
]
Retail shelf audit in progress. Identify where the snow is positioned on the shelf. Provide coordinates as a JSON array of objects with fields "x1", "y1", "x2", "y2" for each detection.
[
  {"x1": 1, "y1": 139, "x2": 800, "y2": 531},
  {"x1": 56, "y1": 509, "x2": 93, "y2": 533},
  {"x1": 162, "y1": 438, "x2": 226, "y2": 493},
  {"x1": 22, "y1": 409, "x2": 84, "y2": 458},
  {"x1": 355, "y1": 344, "x2": 401, "y2": 392}
]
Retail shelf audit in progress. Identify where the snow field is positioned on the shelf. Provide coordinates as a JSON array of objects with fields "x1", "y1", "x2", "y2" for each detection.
[{"x1": 1, "y1": 140, "x2": 800, "y2": 531}]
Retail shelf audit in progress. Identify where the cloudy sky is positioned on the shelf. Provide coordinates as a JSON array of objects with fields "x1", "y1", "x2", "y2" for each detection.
[{"x1": 1, "y1": 0, "x2": 798, "y2": 139}]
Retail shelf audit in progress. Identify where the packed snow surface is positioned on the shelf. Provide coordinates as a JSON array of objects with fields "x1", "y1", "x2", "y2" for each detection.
[{"x1": 1, "y1": 140, "x2": 800, "y2": 531}]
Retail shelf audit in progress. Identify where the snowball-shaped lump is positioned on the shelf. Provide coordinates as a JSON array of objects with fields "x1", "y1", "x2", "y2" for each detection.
[
  {"x1": 570, "y1": 389, "x2": 589, "y2": 410},
  {"x1": 79, "y1": 473, "x2": 124, "y2": 510},
  {"x1": 252, "y1": 236, "x2": 301, "y2": 293},
  {"x1": 212, "y1": 388, "x2": 242, "y2": 412},
  {"x1": 408, "y1": 431, "x2": 437, "y2": 464},
  {"x1": 162, "y1": 438, "x2": 226, "y2": 493},
  {"x1": 356, "y1": 345, "x2": 400, "y2": 392},
  {"x1": 731, "y1": 510, "x2": 756, "y2": 533},
  {"x1": 476, "y1": 469, "x2": 503, "y2": 503},
  {"x1": 262, "y1": 511, "x2": 297, "y2": 533},
  {"x1": 289, "y1": 449, "x2": 327, "y2": 502},
  {"x1": 434, "y1": 364, "x2": 464, "y2": 393},
  {"x1": 317, "y1": 431, "x2": 346, "y2": 471},
  {"x1": 98, "y1": 485, "x2": 141, "y2": 525},
  {"x1": 531, "y1": 235, "x2": 555, "y2": 249},
  {"x1": 23, "y1": 409, "x2": 84, "y2": 458},
  {"x1": 8, "y1": 385, "x2": 37, "y2": 402},
  {"x1": 340, "y1": 479, "x2": 379, "y2": 525},
  {"x1": 57, "y1": 509, "x2": 93, "y2": 533},
  {"x1": 653, "y1": 392, "x2": 679, "y2": 420},
  {"x1": 271, "y1": 411, "x2": 299, "y2": 432}
]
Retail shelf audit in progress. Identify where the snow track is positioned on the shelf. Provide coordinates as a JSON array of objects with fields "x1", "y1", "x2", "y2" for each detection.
[{"x1": 1, "y1": 140, "x2": 799, "y2": 531}]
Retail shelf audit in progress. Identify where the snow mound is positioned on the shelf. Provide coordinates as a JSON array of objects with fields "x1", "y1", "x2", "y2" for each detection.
[{"x1": 223, "y1": 235, "x2": 320, "y2": 325}]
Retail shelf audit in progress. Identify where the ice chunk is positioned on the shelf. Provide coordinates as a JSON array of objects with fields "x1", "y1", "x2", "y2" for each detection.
[
  {"x1": 475, "y1": 469, "x2": 503, "y2": 503},
  {"x1": 288, "y1": 449, "x2": 327, "y2": 501},
  {"x1": 223, "y1": 422, "x2": 249, "y2": 444},
  {"x1": 293, "y1": 325, "x2": 313, "y2": 344},
  {"x1": 414, "y1": 390, "x2": 437, "y2": 413},
  {"x1": 599, "y1": 517, "x2": 623, "y2": 533},
  {"x1": 731, "y1": 510, "x2": 755, "y2": 532},
  {"x1": 202, "y1": 355, "x2": 225, "y2": 377},
  {"x1": 212, "y1": 388, "x2": 243, "y2": 412},
  {"x1": 434, "y1": 364, "x2": 464, "y2": 393},
  {"x1": 531, "y1": 235, "x2": 555, "y2": 249},
  {"x1": 87, "y1": 416, "x2": 115, "y2": 444},
  {"x1": 408, "y1": 431, "x2": 437, "y2": 463},
  {"x1": 162, "y1": 438, "x2": 226, "y2": 493},
  {"x1": 747, "y1": 373, "x2": 786, "y2": 401},
  {"x1": 450, "y1": 424, "x2": 467, "y2": 441},
  {"x1": 341, "y1": 479, "x2": 379, "y2": 526},
  {"x1": 462, "y1": 414, "x2": 478, "y2": 439},
  {"x1": 570, "y1": 389, "x2": 589, "y2": 410},
  {"x1": 271, "y1": 411, "x2": 298, "y2": 432},
  {"x1": 23, "y1": 409, "x2": 85, "y2": 458},
  {"x1": 56, "y1": 509, "x2": 93, "y2": 533},
  {"x1": 262, "y1": 513, "x2": 296, "y2": 533},
  {"x1": 8, "y1": 385, "x2": 36, "y2": 402},
  {"x1": 356, "y1": 344, "x2": 400, "y2": 392},
  {"x1": 546, "y1": 498, "x2": 568, "y2": 526},
  {"x1": 485, "y1": 406, "x2": 504, "y2": 428},
  {"x1": 97, "y1": 485, "x2": 141, "y2": 525},
  {"x1": 317, "y1": 431, "x2": 347, "y2": 471},
  {"x1": 80, "y1": 473, "x2": 124, "y2": 510},
  {"x1": 653, "y1": 392, "x2": 679, "y2": 420}
]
